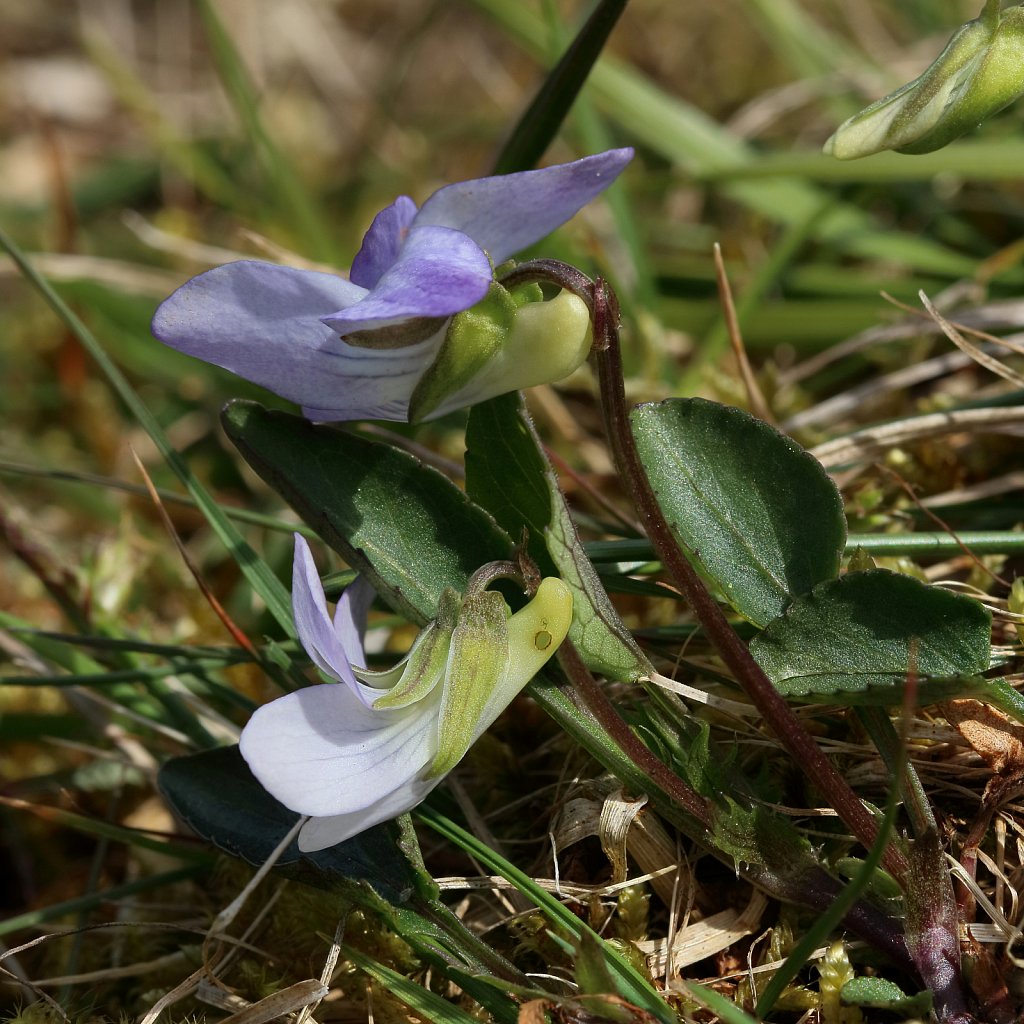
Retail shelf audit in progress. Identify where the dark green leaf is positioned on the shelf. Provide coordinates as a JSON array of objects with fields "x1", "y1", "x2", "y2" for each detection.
[
  {"x1": 750, "y1": 570, "x2": 992, "y2": 701},
  {"x1": 466, "y1": 393, "x2": 647, "y2": 681},
  {"x1": 492, "y1": 0, "x2": 629, "y2": 175},
  {"x1": 222, "y1": 401, "x2": 511, "y2": 624},
  {"x1": 631, "y1": 399, "x2": 846, "y2": 627},
  {"x1": 158, "y1": 745, "x2": 423, "y2": 905}
]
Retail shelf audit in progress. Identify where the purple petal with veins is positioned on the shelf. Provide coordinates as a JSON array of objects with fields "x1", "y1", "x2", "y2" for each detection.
[
  {"x1": 152, "y1": 261, "x2": 367, "y2": 408},
  {"x1": 322, "y1": 225, "x2": 491, "y2": 334}
]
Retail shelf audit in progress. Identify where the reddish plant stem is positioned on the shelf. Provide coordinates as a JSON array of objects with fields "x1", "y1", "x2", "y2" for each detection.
[
  {"x1": 590, "y1": 278, "x2": 911, "y2": 886},
  {"x1": 557, "y1": 640, "x2": 713, "y2": 829}
]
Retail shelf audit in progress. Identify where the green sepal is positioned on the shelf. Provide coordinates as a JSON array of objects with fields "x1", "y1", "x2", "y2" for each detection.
[
  {"x1": 409, "y1": 283, "x2": 517, "y2": 423},
  {"x1": 409, "y1": 285, "x2": 593, "y2": 423},
  {"x1": 429, "y1": 590, "x2": 510, "y2": 778},
  {"x1": 429, "y1": 577, "x2": 573, "y2": 779},
  {"x1": 371, "y1": 589, "x2": 461, "y2": 711}
]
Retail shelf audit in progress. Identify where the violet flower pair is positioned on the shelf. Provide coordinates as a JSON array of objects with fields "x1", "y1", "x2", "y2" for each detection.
[{"x1": 155, "y1": 151, "x2": 630, "y2": 846}]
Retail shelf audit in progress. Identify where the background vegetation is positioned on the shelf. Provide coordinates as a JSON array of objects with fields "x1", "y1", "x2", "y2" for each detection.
[{"x1": 2, "y1": 0, "x2": 1023, "y2": 1019}]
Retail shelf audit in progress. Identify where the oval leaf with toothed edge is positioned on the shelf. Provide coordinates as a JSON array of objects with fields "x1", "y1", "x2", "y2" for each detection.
[
  {"x1": 750, "y1": 569, "x2": 992, "y2": 701},
  {"x1": 222, "y1": 400, "x2": 512, "y2": 625},
  {"x1": 630, "y1": 399, "x2": 847, "y2": 627}
]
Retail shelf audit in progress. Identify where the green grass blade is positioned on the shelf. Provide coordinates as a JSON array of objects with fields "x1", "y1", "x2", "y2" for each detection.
[
  {"x1": 755, "y1": 755, "x2": 902, "y2": 1016},
  {"x1": 741, "y1": 0, "x2": 863, "y2": 83},
  {"x1": 341, "y1": 944, "x2": 485, "y2": 1024},
  {"x1": 533, "y1": 1, "x2": 661, "y2": 369},
  {"x1": 0, "y1": 457, "x2": 318, "y2": 538},
  {"x1": 195, "y1": 0, "x2": 337, "y2": 263},
  {"x1": 2, "y1": 800, "x2": 212, "y2": 865},
  {"x1": 83, "y1": 28, "x2": 241, "y2": 209},
  {"x1": 687, "y1": 196, "x2": 831, "y2": 387},
  {"x1": 584, "y1": 530, "x2": 1024, "y2": 563},
  {"x1": 417, "y1": 805, "x2": 675, "y2": 1024},
  {"x1": 0, "y1": 866, "x2": 201, "y2": 938},
  {"x1": 681, "y1": 982, "x2": 761, "y2": 1023},
  {"x1": 469, "y1": 0, "x2": 979, "y2": 277},
  {"x1": 700, "y1": 139, "x2": 1024, "y2": 184}
]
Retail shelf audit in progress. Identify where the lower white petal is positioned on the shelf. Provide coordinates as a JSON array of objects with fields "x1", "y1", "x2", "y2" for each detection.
[
  {"x1": 239, "y1": 681, "x2": 439, "y2": 818},
  {"x1": 297, "y1": 775, "x2": 440, "y2": 852}
]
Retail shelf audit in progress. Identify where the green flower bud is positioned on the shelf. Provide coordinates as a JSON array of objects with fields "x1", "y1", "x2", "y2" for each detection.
[
  {"x1": 825, "y1": 1, "x2": 1024, "y2": 159},
  {"x1": 408, "y1": 282, "x2": 592, "y2": 423}
]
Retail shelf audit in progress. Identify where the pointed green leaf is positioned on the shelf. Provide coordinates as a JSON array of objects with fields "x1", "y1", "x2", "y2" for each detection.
[
  {"x1": 466, "y1": 393, "x2": 647, "y2": 681},
  {"x1": 158, "y1": 745, "x2": 424, "y2": 905},
  {"x1": 750, "y1": 569, "x2": 992, "y2": 701},
  {"x1": 630, "y1": 399, "x2": 846, "y2": 627},
  {"x1": 222, "y1": 401, "x2": 512, "y2": 625}
]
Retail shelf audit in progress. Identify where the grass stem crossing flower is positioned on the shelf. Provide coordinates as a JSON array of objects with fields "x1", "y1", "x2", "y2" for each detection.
[{"x1": 153, "y1": 149, "x2": 632, "y2": 422}]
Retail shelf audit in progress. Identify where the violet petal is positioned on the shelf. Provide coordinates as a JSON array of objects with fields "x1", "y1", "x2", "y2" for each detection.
[
  {"x1": 297, "y1": 775, "x2": 440, "y2": 851},
  {"x1": 322, "y1": 224, "x2": 491, "y2": 333},
  {"x1": 238, "y1": 680, "x2": 439, "y2": 818},
  {"x1": 350, "y1": 195, "x2": 418, "y2": 289},
  {"x1": 414, "y1": 147, "x2": 633, "y2": 264},
  {"x1": 292, "y1": 535, "x2": 378, "y2": 706}
]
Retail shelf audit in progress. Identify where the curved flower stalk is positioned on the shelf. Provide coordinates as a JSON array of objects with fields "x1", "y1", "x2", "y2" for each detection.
[
  {"x1": 153, "y1": 149, "x2": 632, "y2": 422},
  {"x1": 239, "y1": 535, "x2": 573, "y2": 852},
  {"x1": 825, "y1": 0, "x2": 1024, "y2": 159}
]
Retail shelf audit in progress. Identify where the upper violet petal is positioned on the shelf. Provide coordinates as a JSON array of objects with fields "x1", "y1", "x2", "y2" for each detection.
[
  {"x1": 322, "y1": 225, "x2": 492, "y2": 334},
  {"x1": 292, "y1": 535, "x2": 379, "y2": 706},
  {"x1": 292, "y1": 534, "x2": 356, "y2": 683},
  {"x1": 238, "y1": 681, "x2": 439, "y2": 818},
  {"x1": 349, "y1": 195, "x2": 418, "y2": 289},
  {"x1": 413, "y1": 148, "x2": 633, "y2": 265},
  {"x1": 334, "y1": 574, "x2": 376, "y2": 671}
]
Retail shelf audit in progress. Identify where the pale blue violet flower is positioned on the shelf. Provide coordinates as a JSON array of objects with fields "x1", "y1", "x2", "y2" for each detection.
[
  {"x1": 153, "y1": 149, "x2": 632, "y2": 422},
  {"x1": 239, "y1": 535, "x2": 572, "y2": 852}
]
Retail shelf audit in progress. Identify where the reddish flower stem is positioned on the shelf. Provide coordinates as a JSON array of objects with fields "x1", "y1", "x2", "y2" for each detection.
[
  {"x1": 589, "y1": 278, "x2": 911, "y2": 886},
  {"x1": 557, "y1": 640, "x2": 713, "y2": 829}
]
